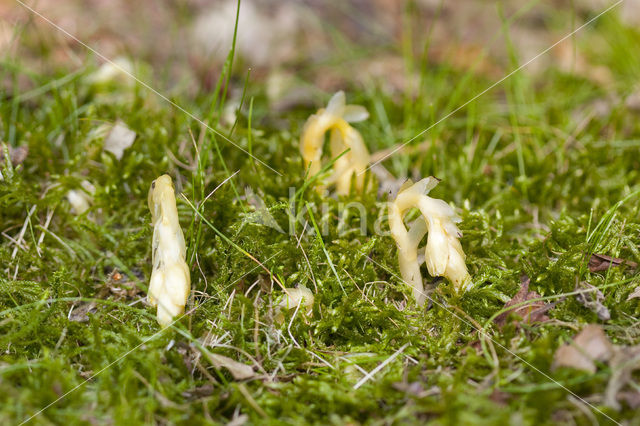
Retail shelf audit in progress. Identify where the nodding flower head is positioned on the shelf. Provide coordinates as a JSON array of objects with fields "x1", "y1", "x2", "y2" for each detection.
[
  {"x1": 300, "y1": 91, "x2": 371, "y2": 195},
  {"x1": 389, "y1": 177, "x2": 472, "y2": 305}
]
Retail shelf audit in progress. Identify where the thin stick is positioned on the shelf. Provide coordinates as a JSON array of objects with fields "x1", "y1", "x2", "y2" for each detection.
[
  {"x1": 36, "y1": 207, "x2": 55, "y2": 257},
  {"x1": 353, "y1": 343, "x2": 409, "y2": 390},
  {"x1": 11, "y1": 205, "x2": 36, "y2": 259}
]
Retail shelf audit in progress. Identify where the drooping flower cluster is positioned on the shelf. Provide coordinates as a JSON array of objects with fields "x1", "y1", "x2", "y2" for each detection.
[
  {"x1": 300, "y1": 91, "x2": 370, "y2": 195},
  {"x1": 389, "y1": 177, "x2": 471, "y2": 304},
  {"x1": 147, "y1": 174, "x2": 191, "y2": 326}
]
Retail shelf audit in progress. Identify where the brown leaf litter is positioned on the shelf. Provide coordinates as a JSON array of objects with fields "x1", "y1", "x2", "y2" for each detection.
[
  {"x1": 494, "y1": 276, "x2": 555, "y2": 328},
  {"x1": 553, "y1": 324, "x2": 640, "y2": 410},
  {"x1": 588, "y1": 253, "x2": 638, "y2": 273},
  {"x1": 627, "y1": 287, "x2": 640, "y2": 301},
  {"x1": 69, "y1": 269, "x2": 143, "y2": 322},
  {"x1": 553, "y1": 324, "x2": 614, "y2": 374},
  {"x1": 183, "y1": 328, "x2": 260, "y2": 383},
  {"x1": 203, "y1": 352, "x2": 256, "y2": 381},
  {"x1": 0, "y1": 144, "x2": 28, "y2": 166},
  {"x1": 575, "y1": 281, "x2": 610, "y2": 321}
]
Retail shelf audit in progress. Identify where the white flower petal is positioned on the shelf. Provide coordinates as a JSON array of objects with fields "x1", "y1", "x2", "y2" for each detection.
[
  {"x1": 425, "y1": 226, "x2": 448, "y2": 276},
  {"x1": 406, "y1": 218, "x2": 428, "y2": 251},
  {"x1": 445, "y1": 249, "x2": 471, "y2": 290},
  {"x1": 413, "y1": 177, "x2": 440, "y2": 195},
  {"x1": 325, "y1": 91, "x2": 346, "y2": 116},
  {"x1": 342, "y1": 105, "x2": 369, "y2": 122}
]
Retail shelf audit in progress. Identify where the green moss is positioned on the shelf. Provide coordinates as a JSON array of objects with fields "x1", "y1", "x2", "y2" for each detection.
[{"x1": 2, "y1": 7, "x2": 640, "y2": 425}]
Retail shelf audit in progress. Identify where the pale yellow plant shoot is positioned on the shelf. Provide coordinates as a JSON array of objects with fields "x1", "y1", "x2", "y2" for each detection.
[
  {"x1": 147, "y1": 174, "x2": 190, "y2": 326},
  {"x1": 300, "y1": 91, "x2": 370, "y2": 195},
  {"x1": 274, "y1": 285, "x2": 314, "y2": 324},
  {"x1": 389, "y1": 177, "x2": 471, "y2": 305}
]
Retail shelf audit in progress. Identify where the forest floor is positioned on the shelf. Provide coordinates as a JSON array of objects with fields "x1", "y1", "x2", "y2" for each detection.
[{"x1": 2, "y1": 1, "x2": 640, "y2": 424}]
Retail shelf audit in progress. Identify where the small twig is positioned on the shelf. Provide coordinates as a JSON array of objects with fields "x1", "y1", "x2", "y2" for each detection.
[
  {"x1": 201, "y1": 170, "x2": 240, "y2": 206},
  {"x1": 343, "y1": 268, "x2": 375, "y2": 306},
  {"x1": 450, "y1": 304, "x2": 499, "y2": 373},
  {"x1": 253, "y1": 295, "x2": 261, "y2": 363},
  {"x1": 237, "y1": 383, "x2": 267, "y2": 418},
  {"x1": 287, "y1": 298, "x2": 302, "y2": 348},
  {"x1": 132, "y1": 371, "x2": 182, "y2": 409},
  {"x1": 353, "y1": 343, "x2": 409, "y2": 390},
  {"x1": 305, "y1": 350, "x2": 336, "y2": 370},
  {"x1": 11, "y1": 205, "x2": 36, "y2": 259},
  {"x1": 337, "y1": 356, "x2": 369, "y2": 376},
  {"x1": 295, "y1": 221, "x2": 317, "y2": 293},
  {"x1": 36, "y1": 207, "x2": 55, "y2": 257},
  {"x1": 196, "y1": 360, "x2": 218, "y2": 384},
  {"x1": 2, "y1": 232, "x2": 28, "y2": 251}
]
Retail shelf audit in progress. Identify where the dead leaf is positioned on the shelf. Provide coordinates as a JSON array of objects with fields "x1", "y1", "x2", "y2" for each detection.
[
  {"x1": 575, "y1": 281, "x2": 610, "y2": 321},
  {"x1": 391, "y1": 381, "x2": 439, "y2": 398},
  {"x1": 226, "y1": 414, "x2": 249, "y2": 426},
  {"x1": 554, "y1": 39, "x2": 613, "y2": 86},
  {"x1": 103, "y1": 121, "x2": 136, "y2": 160},
  {"x1": 0, "y1": 20, "x2": 12, "y2": 52},
  {"x1": 588, "y1": 253, "x2": 637, "y2": 273},
  {"x1": 553, "y1": 324, "x2": 614, "y2": 374},
  {"x1": 369, "y1": 164, "x2": 405, "y2": 200},
  {"x1": 102, "y1": 269, "x2": 143, "y2": 301},
  {"x1": 626, "y1": 286, "x2": 640, "y2": 301},
  {"x1": 182, "y1": 384, "x2": 215, "y2": 400},
  {"x1": 626, "y1": 89, "x2": 640, "y2": 112},
  {"x1": 192, "y1": 0, "x2": 299, "y2": 68},
  {"x1": 494, "y1": 276, "x2": 554, "y2": 328},
  {"x1": 391, "y1": 381, "x2": 424, "y2": 396},
  {"x1": 489, "y1": 389, "x2": 511, "y2": 406},
  {"x1": 604, "y1": 345, "x2": 640, "y2": 410},
  {"x1": 68, "y1": 301, "x2": 98, "y2": 322},
  {"x1": 616, "y1": 391, "x2": 640, "y2": 409},
  {"x1": 0, "y1": 144, "x2": 28, "y2": 166},
  {"x1": 552, "y1": 324, "x2": 640, "y2": 410},
  {"x1": 79, "y1": 370, "x2": 94, "y2": 380},
  {"x1": 204, "y1": 352, "x2": 255, "y2": 381},
  {"x1": 266, "y1": 70, "x2": 315, "y2": 112}
]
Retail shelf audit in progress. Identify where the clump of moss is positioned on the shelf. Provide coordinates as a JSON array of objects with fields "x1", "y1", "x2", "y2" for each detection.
[{"x1": 2, "y1": 9, "x2": 640, "y2": 425}]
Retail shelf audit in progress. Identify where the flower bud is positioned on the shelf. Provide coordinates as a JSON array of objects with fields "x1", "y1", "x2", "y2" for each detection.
[{"x1": 147, "y1": 175, "x2": 190, "y2": 326}]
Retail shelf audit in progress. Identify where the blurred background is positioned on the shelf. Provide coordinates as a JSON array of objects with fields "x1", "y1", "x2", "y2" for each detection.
[{"x1": 2, "y1": 0, "x2": 639, "y2": 108}]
